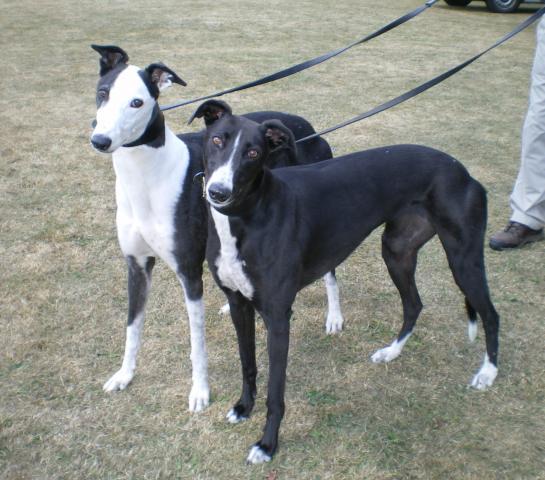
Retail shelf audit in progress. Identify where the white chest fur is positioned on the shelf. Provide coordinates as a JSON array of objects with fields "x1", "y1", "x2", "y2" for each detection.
[
  {"x1": 113, "y1": 128, "x2": 189, "y2": 269},
  {"x1": 211, "y1": 209, "x2": 254, "y2": 299}
]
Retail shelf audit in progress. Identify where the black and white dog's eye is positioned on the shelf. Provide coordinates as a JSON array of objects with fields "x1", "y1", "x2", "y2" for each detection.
[
  {"x1": 212, "y1": 136, "x2": 223, "y2": 147},
  {"x1": 97, "y1": 90, "x2": 108, "y2": 100},
  {"x1": 130, "y1": 99, "x2": 144, "y2": 108},
  {"x1": 248, "y1": 149, "x2": 259, "y2": 159}
]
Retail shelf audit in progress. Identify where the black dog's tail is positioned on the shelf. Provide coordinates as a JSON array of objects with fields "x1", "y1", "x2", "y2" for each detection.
[{"x1": 466, "y1": 297, "x2": 478, "y2": 342}]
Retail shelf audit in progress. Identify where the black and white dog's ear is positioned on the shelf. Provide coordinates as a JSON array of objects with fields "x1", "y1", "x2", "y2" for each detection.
[
  {"x1": 188, "y1": 100, "x2": 232, "y2": 126},
  {"x1": 91, "y1": 45, "x2": 129, "y2": 76},
  {"x1": 262, "y1": 120, "x2": 296, "y2": 150},
  {"x1": 145, "y1": 63, "x2": 187, "y2": 92}
]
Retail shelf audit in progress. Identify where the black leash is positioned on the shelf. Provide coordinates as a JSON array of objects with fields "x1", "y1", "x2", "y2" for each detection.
[
  {"x1": 296, "y1": 7, "x2": 545, "y2": 144},
  {"x1": 161, "y1": 0, "x2": 439, "y2": 112}
]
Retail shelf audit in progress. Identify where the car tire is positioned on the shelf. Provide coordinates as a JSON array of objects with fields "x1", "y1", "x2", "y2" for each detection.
[
  {"x1": 444, "y1": 0, "x2": 472, "y2": 6},
  {"x1": 485, "y1": 0, "x2": 522, "y2": 12}
]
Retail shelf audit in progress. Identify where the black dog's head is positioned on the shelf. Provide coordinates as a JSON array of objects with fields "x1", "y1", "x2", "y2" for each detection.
[
  {"x1": 90, "y1": 44, "x2": 187, "y2": 153},
  {"x1": 190, "y1": 100, "x2": 296, "y2": 213}
]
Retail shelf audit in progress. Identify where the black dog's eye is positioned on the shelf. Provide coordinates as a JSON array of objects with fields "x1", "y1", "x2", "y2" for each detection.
[
  {"x1": 97, "y1": 90, "x2": 108, "y2": 101},
  {"x1": 248, "y1": 149, "x2": 259, "y2": 159},
  {"x1": 130, "y1": 99, "x2": 144, "y2": 108},
  {"x1": 212, "y1": 136, "x2": 223, "y2": 147}
]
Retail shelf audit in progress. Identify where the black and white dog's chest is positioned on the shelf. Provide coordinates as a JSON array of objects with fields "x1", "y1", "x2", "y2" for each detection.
[
  {"x1": 211, "y1": 208, "x2": 255, "y2": 299},
  {"x1": 113, "y1": 133, "x2": 193, "y2": 269}
]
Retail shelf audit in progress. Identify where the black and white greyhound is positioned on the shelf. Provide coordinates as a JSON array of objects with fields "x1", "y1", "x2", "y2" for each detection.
[
  {"x1": 89, "y1": 46, "x2": 343, "y2": 412},
  {"x1": 197, "y1": 101, "x2": 500, "y2": 463}
]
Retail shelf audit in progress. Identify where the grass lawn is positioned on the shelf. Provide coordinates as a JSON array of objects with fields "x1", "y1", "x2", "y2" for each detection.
[{"x1": 1, "y1": 0, "x2": 544, "y2": 478}]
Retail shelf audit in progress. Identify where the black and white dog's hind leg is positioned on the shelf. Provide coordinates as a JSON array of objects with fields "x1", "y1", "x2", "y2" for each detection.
[
  {"x1": 219, "y1": 271, "x2": 344, "y2": 335},
  {"x1": 324, "y1": 270, "x2": 344, "y2": 334},
  {"x1": 104, "y1": 254, "x2": 155, "y2": 392}
]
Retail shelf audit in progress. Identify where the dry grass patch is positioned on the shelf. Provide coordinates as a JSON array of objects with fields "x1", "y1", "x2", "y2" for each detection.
[{"x1": 1, "y1": 0, "x2": 545, "y2": 478}]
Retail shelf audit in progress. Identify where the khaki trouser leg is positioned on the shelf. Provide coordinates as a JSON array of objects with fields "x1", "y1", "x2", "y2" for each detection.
[{"x1": 510, "y1": 17, "x2": 545, "y2": 230}]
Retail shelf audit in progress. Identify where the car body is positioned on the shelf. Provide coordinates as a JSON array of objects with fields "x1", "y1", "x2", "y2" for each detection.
[{"x1": 445, "y1": 0, "x2": 544, "y2": 13}]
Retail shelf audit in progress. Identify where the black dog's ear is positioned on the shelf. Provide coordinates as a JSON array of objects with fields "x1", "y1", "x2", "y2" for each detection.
[
  {"x1": 262, "y1": 120, "x2": 296, "y2": 150},
  {"x1": 91, "y1": 44, "x2": 129, "y2": 76},
  {"x1": 188, "y1": 100, "x2": 232, "y2": 126},
  {"x1": 145, "y1": 63, "x2": 187, "y2": 92}
]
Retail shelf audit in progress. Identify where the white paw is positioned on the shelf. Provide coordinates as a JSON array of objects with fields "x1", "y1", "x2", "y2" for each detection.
[
  {"x1": 467, "y1": 321, "x2": 477, "y2": 343},
  {"x1": 246, "y1": 445, "x2": 271, "y2": 464},
  {"x1": 188, "y1": 383, "x2": 210, "y2": 412},
  {"x1": 325, "y1": 312, "x2": 344, "y2": 334},
  {"x1": 219, "y1": 303, "x2": 230, "y2": 316},
  {"x1": 470, "y1": 356, "x2": 497, "y2": 390},
  {"x1": 226, "y1": 408, "x2": 247, "y2": 424},
  {"x1": 371, "y1": 345, "x2": 401, "y2": 363},
  {"x1": 103, "y1": 369, "x2": 134, "y2": 392}
]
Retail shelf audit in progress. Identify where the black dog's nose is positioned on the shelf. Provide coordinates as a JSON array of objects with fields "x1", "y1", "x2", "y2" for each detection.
[
  {"x1": 208, "y1": 183, "x2": 232, "y2": 203},
  {"x1": 91, "y1": 134, "x2": 112, "y2": 152}
]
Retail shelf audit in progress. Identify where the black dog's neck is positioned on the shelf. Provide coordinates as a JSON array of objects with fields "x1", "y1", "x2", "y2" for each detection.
[{"x1": 123, "y1": 104, "x2": 166, "y2": 148}]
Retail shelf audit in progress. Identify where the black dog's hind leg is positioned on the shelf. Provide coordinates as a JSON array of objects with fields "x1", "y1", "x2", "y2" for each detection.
[
  {"x1": 226, "y1": 291, "x2": 257, "y2": 424},
  {"x1": 371, "y1": 210, "x2": 435, "y2": 363},
  {"x1": 434, "y1": 182, "x2": 499, "y2": 389}
]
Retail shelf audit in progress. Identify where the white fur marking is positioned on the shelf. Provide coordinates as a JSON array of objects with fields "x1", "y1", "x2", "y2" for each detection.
[
  {"x1": 226, "y1": 408, "x2": 247, "y2": 424},
  {"x1": 324, "y1": 273, "x2": 344, "y2": 334},
  {"x1": 114, "y1": 128, "x2": 189, "y2": 270},
  {"x1": 219, "y1": 303, "x2": 231, "y2": 315},
  {"x1": 470, "y1": 354, "x2": 497, "y2": 390},
  {"x1": 206, "y1": 131, "x2": 241, "y2": 195},
  {"x1": 211, "y1": 209, "x2": 254, "y2": 299},
  {"x1": 468, "y1": 321, "x2": 477, "y2": 343},
  {"x1": 103, "y1": 313, "x2": 144, "y2": 392},
  {"x1": 246, "y1": 445, "x2": 271, "y2": 464},
  {"x1": 371, "y1": 333, "x2": 412, "y2": 363},
  {"x1": 182, "y1": 293, "x2": 210, "y2": 412}
]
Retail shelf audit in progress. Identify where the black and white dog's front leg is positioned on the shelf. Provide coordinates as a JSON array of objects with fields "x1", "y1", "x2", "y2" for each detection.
[
  {"x1": 225, "y1": 291, "x2": 257, "y2": 424},
  {"x1": 178, "y1": 273, "x2": 209, "y2": 412},
  {"x1": 246, "y1": 308, "x2": 291, "y2": 464},
  {"x1": 104, "y1": 255, "x2": 155, "y2": 392}
]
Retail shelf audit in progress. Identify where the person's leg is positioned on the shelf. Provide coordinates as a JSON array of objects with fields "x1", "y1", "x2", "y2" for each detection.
[{"x1": 490, "y1": 19, "x2": 545, "y2": 250}]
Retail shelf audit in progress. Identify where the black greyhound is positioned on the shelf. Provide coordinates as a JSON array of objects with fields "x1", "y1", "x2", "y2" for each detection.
[
  {"x1": 197, "y1": 101, "x2": 500, "y2": 463},
  {"x1": 89, "y1": 45, "x2": 341, "y2": 413}
]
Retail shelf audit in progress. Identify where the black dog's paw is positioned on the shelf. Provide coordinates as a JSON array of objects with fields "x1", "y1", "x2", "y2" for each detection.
[
  {"x1": 226, "y1": 404, "x2": 250, "y2": 424},
  {"x1": 246, "y1": 442, "x2": 272, "y2": 464}
]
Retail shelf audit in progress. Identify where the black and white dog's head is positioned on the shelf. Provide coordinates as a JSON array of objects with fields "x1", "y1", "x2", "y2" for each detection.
[
  {"x1": 190, "y1": 100, "x2": 296, "y2": 213},
  {"x1": 90, "y1": 45, "x2": 186, "y2": 153}
]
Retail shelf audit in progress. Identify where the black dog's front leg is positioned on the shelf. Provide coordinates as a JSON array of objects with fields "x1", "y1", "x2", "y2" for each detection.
[
  {"x1": 246, "y1": 312, "x2": 291, "y2": 464},
  {"x1": 226, "y1": 291, "x2": 257, "y2": 423}
]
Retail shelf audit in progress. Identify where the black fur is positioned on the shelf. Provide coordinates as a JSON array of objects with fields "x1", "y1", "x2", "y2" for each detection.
[
  {"x1": 200, "y1": 108, "x2": 500, "y2": 461},
  {"x1": 126, "y1": 256, "x2": 155, "y2": 325}
]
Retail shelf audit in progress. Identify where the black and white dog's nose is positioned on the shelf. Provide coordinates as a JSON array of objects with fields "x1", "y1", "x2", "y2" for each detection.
[
  {"x1": 208, "y1": 183, "x2": 232, "y2": 203},
  {"x1": 91, "y1": 134, "x2": 112, "y2": 152}
]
